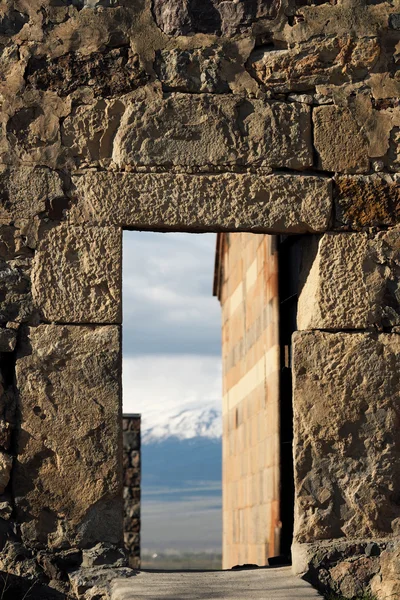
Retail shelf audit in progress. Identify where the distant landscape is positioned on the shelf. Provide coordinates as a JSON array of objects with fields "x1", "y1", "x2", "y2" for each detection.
[
  {"x1": 141, "y1": 551, "x2": 222, "y2": 571},
  {"x1": 141, "y1": 435, "x2": 223, "y2": 565}
]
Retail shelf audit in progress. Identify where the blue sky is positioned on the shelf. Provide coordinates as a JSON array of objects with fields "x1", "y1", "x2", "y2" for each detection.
[
  {"x1": 122, "y1": 231, "x2": 222, "y2": 423},
  {"x1": 122, "y1": 232, "x2": 223, "y2": 554}
]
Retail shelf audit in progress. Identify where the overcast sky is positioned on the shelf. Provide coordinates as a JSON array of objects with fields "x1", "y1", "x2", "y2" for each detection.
[{"x1": 122, "y1": 231, "x2": 222, "y2": 426}]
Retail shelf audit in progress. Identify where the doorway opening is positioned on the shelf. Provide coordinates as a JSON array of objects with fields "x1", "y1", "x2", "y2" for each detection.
[
  {"x1": 122, "y1": 231, "x2": 223, "y2": 570},
  {"x1": 122, "y1": 230, "x2": 297, "y2": 570}
]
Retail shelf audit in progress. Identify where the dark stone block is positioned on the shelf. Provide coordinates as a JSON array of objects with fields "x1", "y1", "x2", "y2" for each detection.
[{"x1": 152, "y1": 0, "x2": 280, "y2": 37}]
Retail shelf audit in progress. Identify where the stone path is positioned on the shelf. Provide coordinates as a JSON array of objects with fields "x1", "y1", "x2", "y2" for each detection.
[{"x1": 111, "y1": 567, "x2": 322, "y2": 599}]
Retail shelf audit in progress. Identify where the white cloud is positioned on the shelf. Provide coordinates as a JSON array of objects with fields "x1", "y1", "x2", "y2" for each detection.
[
  {"x1": 122, "y1": 231, "x2": 221, "y2": 356},
  {"x1": 122, "y1": 354, "x2": 222, "y2": 441}
]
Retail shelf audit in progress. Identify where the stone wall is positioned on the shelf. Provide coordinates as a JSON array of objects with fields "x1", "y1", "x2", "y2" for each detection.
[
  {"x1": 215, "y1": 233, "x2": 280, "y2": 569},
  {"x1": 123, "y1": 415, "x2": 141, "y2": 570},
  {"x1": 0, "y1": 0, "x2": 399, "y2": 597}
]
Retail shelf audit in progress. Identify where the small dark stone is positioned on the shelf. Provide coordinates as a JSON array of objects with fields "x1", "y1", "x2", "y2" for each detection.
[
  {"x1": 26, "y1": 48, "x2": 149, "y2": 99},
  {"x1": 365, "y1": 542, "x2": 381, "y2": 557},
  {"x1": 389, "y1": 14, "x2": 400, "y2": 29},
  {"x1": 0, "y1": 10, "x2": 29, "y2": 36},
  {"x1": 268, "y1": 555, "x2": 291, "y2": 566},
  {"x1": 231, "y1": 563, "x2": 259, "y2": 570}
]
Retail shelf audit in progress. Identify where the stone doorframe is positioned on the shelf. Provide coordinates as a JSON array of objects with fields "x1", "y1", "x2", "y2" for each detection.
[{"x1": 1, "y1": 167, "x2": 399, "y2": 597}]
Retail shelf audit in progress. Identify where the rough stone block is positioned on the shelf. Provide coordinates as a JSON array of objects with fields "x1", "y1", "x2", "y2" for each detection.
[
  {"x1": 293, "y1": 331, "x2": 400, "y2": 544},
  {"x1": 32, "y1": 225, "x2": 122, "y2": 324},
  {"x1": 152, "y1": 0, "x2": 280, "y2": 36},
  {"x1": 248, "y1": 37, "x2": 380, "y2": 93},
  {"x1": 313, "y1": 105, "x2": 370, "y2": 173},
  {"x1": 71, "y1": 172, "x2": 332, "y2": 233},
  {"x1": 297, "y1": 231, "x2": 400, "y2": 330},
  {"x1": 0, "y1": 167, "x2": 65, "y2": 225},
  {"x1": 388, "y1": 126, "x2": 400, "y2": 172},
  {"x1": 335, "y1": 174, "x2": 400, "y2": 229},
  {"x1": 0, "y1": 452, "x2": 12, "y2": 494},
  {"x1": 26, "y1": 48, "x2": 148, "y2": 99},
  {"x1": 13, "y1": 325, "x2": 123, "y2": 549},
  {"x1": 0, "y1": 260, "x2": 33, "y2": 324},
  {"x1": 371, "y1": 543, "x2": 400, "y2": 599},
  {"x1": 0, "y1": 328, "x2": 17, "y2": 352},
  {"x1": 155, "y1": 48, "x2": 230, "y2": 94},
  {"x1": 113, "y1": 94, "x2": 313, "y2": 170}
]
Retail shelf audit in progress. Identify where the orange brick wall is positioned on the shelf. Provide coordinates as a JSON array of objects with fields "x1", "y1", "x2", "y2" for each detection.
[{"x1": 216, "y1": 233, "x2": 280, "y2": 569}]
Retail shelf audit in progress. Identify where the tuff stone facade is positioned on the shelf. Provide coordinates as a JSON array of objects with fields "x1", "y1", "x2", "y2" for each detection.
[
  {"x1": 0, "y1": 0, "x2": 399, "y2": 597},
  {"x1": 215, "y1": 233, "x2": 280, "y2": 569}
]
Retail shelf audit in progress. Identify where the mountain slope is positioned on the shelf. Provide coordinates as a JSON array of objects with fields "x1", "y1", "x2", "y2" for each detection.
[{"x1": 142, "y1": 405, "x2": 222, "y2": 445}]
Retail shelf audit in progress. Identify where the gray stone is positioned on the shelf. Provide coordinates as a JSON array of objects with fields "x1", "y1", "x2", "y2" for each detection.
[
  {"x1": 31, "y1": 225, "x2": 122, "y2": 324},
  {"x1": 113, "y1": 94, "x2": 313, "y2": 170},
  {"x1": 0, "y1": 328, "x2": 17, "y2": 352},
  {"x1": 155, "y1": 48, "x2": 230, "y2": 94},
  {"x1": 297, "y1": 231, "x2": 400, "y2": 330},
  {"x1": 71, "y1": 172, "x2": 332, "y2": 233},
  {"x1": 14, "y1": 324, "x2": 123, "y2": 549},
  {"x1": 82, "y1": 544, "x2": 127, "y2": 568},
  {"x1": 293, "y1": 331, "x2": 400, "y2": 544},
  {"x1": 0, "y1": 452, "x2": 12, "y2": 494},
  {"x1": 151, "y1": 0, "x2": 280, "y2": 37},
  {"x1": 0, "y1": 259, "x2": 33, "y2": 324}
]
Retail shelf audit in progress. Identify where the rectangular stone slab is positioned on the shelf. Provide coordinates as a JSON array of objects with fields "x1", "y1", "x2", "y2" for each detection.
[
  {"x1": 293, "y1": 331, "x2": 400, "y2": 544},
  {"x1": 13, "y1": 324, "x2": 123, "y2": 549},
  {"x1": 32, "y1": 225, "x2": 122, "y2": 324},
  {"x1": 71, "y1": 172, "x2": 332, "y2": 233},
  {"x1": 111, "y1": 94, "x2": 313, "y2": 170},
  {"x1": 297, "y1": 230, "x2": 400, "y2": 330}
]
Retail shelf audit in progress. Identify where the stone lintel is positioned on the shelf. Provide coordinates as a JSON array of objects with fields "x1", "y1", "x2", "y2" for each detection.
[{"x1": 71, "y1": 172, "x2": 333, "y2": 233}]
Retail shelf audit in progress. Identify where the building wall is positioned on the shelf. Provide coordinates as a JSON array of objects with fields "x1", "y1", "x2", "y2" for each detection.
[
  {"x1": 123, "y1": 414, "x2": 141, "y2": 569},
  {"x1": 1, "y1": 0, "x2": 399, "y2": 596},
  {"x1": 217, "y1": 233, "x2": 280, "y2": 569}
]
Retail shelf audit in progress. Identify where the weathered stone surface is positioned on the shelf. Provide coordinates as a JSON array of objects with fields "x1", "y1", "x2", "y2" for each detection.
[
  {"x1": 14, "y1": 325, "x2": 123, "y2": 549},
  {"x1": 249, "y1": 37, "x2": 381, "y2": 93},
  {"x1": 293, "y1": 331, "x2": 400, "y2": 544},
  {"x1": 69, "y1": 566, "x2": 136, "y2": 600},
  {"x1": 71, "y1": 172, "x2": 332, "y2": 232},
  {"x1": 293, "y1": 538, "x2": 388, "y2": 599},
  {"x1": 313, "y1": 105, "x2": 370, "y2": 173},
  {"x1": 26, "y1": 48, "x2": 149, "y2": 99},
  {"x1": 0, "y1": 452, "x2": 12, "y2": 494},
  {"x1": 371, "y1": 544, "x2": 400, "y2": 600},
  {"x1": 0, "y1": 421, "x2": 12, "y2": 450},
  {"x1": 0, "y1": 259, "x2": 33, "y2": 324},
  {"x1": 113, "y1": 95, "x2": 313, "y2": 170},
  {"x1": 152, "y1": 0, "x2": 280, "y2": 37},
  {"x1": 0, "y1": 167, "x2": 65, "y2": 226},
  {"x1": 0, "y1": 328, "x2": 16, "y2": 352},
  {"x1": 32, "y1": 225, "x2": 122, "y2": 324},
  {"x1": 335, "y1": 174, "x2": 400, "y2": 229},
  {"x1": 298, "y1": 230, "x2": 400, "y2": 330},
  {"x1": 82, "y1": 543, "x2": 127, "y2": 568},
  {"x1": 388, "y1": 126, "x2": 400, "y2": 172},
  {"x1": 155, "y1": 48, "x2": 230, "y2": 94}
]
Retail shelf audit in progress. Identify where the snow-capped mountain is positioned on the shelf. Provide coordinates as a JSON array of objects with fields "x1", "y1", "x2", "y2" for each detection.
[{"x1": 142, "y1": 405, "x2": 222, "y2": 445}]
